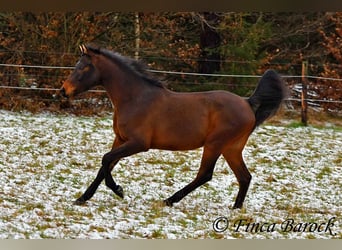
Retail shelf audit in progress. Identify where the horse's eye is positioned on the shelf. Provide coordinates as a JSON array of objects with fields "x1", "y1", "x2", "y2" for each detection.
[{"x1": 76, "y1": 65, "x2": 92, "y2": 81}]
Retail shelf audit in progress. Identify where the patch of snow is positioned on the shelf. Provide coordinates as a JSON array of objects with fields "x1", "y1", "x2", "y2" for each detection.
[{"x1": 0, "y1": 110, "x2": 341, "y2": 239}]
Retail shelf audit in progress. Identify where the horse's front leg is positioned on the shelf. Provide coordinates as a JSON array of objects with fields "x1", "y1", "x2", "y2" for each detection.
[
  {"x1": 74, "y1": 160, "x2": 119, "y2": 205},
  {"x1": 75, "y1": 138, "x2": 122, "y2": 205},
  {"x1": 101, "y1": 140, "x2": 146, "y2": 198},
  {"x1": 75, "y1": 139, "x2": 146, "y2": 205}
]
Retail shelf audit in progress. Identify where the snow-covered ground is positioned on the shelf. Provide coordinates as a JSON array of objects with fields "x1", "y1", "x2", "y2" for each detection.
[{"x1": 0, "y1": 110, "x2": 341, "y2": 239}]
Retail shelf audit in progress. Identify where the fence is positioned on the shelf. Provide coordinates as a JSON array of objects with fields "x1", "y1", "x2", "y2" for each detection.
[{"x1": 0, "y1": 62, "x2": 341, "y2": 121}]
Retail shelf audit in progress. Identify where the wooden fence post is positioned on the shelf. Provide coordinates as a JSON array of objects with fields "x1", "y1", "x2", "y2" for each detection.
[{"x1": 301, "y1": 60, "x2": 308, "y2": 126}]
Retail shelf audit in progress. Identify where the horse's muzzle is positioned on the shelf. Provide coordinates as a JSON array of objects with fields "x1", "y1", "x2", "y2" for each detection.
[{"x1": 60, "y1": 87, "x2": 68, "y2": 98}]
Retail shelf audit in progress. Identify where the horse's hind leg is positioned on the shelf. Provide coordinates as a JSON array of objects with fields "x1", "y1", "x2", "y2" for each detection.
[
  {"x1": 223, "y1": 149, "x2": 251, "y2": 209},
  {"x1": 164, "y1": 145, "x2": 221, "y2": 206}
]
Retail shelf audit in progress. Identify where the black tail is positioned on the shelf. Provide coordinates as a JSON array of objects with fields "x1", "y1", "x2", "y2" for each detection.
[{"x1": 248, "y1": 69, "x2": 287, "y2": 127}]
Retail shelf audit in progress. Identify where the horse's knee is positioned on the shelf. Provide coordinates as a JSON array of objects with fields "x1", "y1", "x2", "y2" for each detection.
[{"x1": 101, "y1": 152, "x2": 112, "y2": 167}]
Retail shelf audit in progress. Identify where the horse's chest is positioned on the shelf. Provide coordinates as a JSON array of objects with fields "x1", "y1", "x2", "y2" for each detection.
[
  {"x1": 113, "y1": 115, "x2": 128, "y2": 140},
  {"x1": 113, "y1": 112, "x2": 146, "y2": 140}
]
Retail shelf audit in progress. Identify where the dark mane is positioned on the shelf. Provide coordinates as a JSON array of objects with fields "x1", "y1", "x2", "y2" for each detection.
[{"x1": 86, "y1": 44, "x2": 165, "y2": 88}]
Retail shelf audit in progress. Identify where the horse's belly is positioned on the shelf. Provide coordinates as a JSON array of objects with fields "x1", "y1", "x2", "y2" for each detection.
[
  {"x1": 151, "y1": 139, "x2": 204, "y2": 151},
  {"x1": 151, "y1": 124, "x2": 206, "y2": 151}
]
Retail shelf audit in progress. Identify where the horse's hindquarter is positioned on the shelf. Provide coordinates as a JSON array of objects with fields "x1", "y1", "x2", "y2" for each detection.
[{"x1": 149, "y1": 90, "x2": 255, "y2": 151}]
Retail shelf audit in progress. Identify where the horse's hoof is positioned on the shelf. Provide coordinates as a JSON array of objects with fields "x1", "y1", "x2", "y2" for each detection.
[
  {"x1": 114, "y1": 185, "x2": 124, "y2": 199},
  {"x1": 163, "y1": 199, "x2": 173, "y2": 207},
  {"x1": 74, "y1": 197, "x2": 86, "y2": 206}
]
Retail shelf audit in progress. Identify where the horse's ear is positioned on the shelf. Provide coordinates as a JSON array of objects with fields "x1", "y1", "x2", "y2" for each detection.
[{"x1": 79, "y1": 45, "x2": 88, "y2": 55}]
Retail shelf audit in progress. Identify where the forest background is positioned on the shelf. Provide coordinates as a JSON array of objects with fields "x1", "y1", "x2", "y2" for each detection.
[{"x1": 0, "y1": 12, "x2": 341, "y2": 116}]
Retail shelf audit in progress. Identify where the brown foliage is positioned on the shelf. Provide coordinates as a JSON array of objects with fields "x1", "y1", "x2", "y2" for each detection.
[
  {"x1": 317, "y1": 12, "x2": 342, "y2": 112},
  {"x1": 0, "y1": 12, "x2": 341, "y2": 115}
]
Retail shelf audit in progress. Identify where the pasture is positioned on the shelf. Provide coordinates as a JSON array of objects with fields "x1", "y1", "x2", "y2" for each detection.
[{"x1": 0, "y1": 110, "x2": 341, "y2": 239}]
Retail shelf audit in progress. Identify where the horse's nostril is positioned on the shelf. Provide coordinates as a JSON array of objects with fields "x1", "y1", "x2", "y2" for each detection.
[{"x1": 60, "y1": 87, "x2": 67, "y2": 98}]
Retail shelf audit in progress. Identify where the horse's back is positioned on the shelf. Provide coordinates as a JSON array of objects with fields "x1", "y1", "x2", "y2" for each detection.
[
  {"x1": 167, "y1": 90, "x2": 255, "y2": 126},
  {"x1": 192, "y1": 90, "x2": 255, "y2": 138},
  {"x1": 147, "y1": 89, "x2": 255, "y2": 151}
]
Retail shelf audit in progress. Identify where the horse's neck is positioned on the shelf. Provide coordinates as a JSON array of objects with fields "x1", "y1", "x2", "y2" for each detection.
[{"x1": 102, "y1": 69, "x2": 161, "y2": 110}]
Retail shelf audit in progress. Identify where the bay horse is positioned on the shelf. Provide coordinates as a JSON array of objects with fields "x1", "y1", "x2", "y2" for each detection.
[{"x1": 60, "y1": 44, "x2": 286, "y2": 209}]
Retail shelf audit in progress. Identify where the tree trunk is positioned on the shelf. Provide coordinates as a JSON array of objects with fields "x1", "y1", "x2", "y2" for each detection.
[{"x1": 198, "y1": 12, "x2": 221, "y2": 74}]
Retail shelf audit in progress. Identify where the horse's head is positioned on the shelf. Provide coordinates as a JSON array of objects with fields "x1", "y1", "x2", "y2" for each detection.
[{"x1": 60, "y1": 45, "x2": 101, "y2": 98}]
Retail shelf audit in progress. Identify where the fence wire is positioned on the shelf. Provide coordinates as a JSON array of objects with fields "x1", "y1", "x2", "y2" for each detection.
[{"x1": 1, "y1": 63, "x2": 341, "y2": 105}]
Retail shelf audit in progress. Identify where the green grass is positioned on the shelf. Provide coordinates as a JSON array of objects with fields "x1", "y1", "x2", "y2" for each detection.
[
  {"x1": 317, "y1": 166, "x2": 332, "y2": 179},
  {"x1": 0, "y1": 111, "x2": 341, "y2": 239}
]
